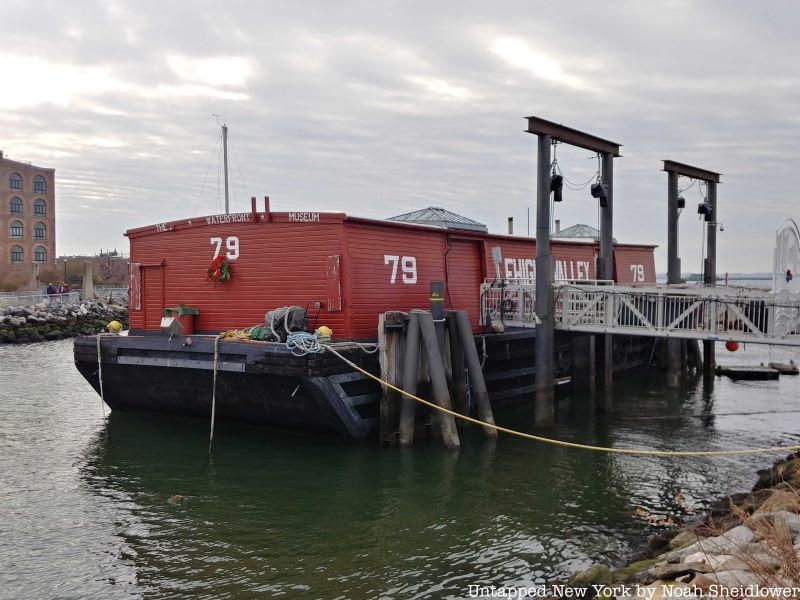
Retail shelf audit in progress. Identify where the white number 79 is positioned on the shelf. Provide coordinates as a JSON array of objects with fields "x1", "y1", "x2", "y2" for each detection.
[
  {"x1": 384, "y1": 255, "x2": 417, "y2": 284},
  {"x1": 211, "y1": 236, "x2": 240, "y2": 260}
]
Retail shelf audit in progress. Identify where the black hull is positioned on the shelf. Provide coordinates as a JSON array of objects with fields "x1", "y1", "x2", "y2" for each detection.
[{"x1": 74, "y1": 331, "x2": 654, "y2": 439}]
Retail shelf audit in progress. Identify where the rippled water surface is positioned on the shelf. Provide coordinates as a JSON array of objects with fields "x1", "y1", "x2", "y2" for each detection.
[{"x1": 2, "y1": 339, "x2": 800, "y2": 599}]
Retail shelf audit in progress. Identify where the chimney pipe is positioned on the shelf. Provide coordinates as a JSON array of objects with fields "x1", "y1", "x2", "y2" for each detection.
[
  {"x1": 555, "y1": 219, "x2": 561, "y2": 233},
  {"x1": 264, "y1": 196, "x2": 271, "y2": 222},
  {"x1": 507, "y1": 217, "x2": 514, "y2": 235}
]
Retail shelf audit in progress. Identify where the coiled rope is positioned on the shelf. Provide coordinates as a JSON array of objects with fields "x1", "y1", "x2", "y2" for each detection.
[
  {"x1": 286, "y1": 331, "x2": 323, "y2": 356},
  {"x1": 324, "y1": 346, "x2": 800, "y2": 457}
]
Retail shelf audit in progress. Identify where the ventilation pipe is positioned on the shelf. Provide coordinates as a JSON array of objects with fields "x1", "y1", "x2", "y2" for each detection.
[{"x1": 507, "y1": 217, "x2": 514, "y2": 235}]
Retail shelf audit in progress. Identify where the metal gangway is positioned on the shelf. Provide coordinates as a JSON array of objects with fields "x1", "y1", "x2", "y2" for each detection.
[{"x1": 480, "y1": 280, "x2": 800, "y2": 346}]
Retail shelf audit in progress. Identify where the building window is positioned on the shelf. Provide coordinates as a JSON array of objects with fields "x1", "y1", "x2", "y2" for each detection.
[
  {"x1": 10, "y1": 245, "x2": 23, "y2": 263},
  {"x1": 33, "y1": 175, "x2": 46, "y2": 193},
  {"x1": 10, "y1": 196, "x2": 22, "y2": 214},
  {"x1": 9, "y1": 173, "x2": 22, "y2": 190},
  {"x1": 34, "y1": 199, "x2": 46, "y2": 216},
  {"x1": 34, "y1": 246, "x2": 46, "y2": 263},
  {"x1": 34, "y1": 222, "x2": 46, "y2": 240},
  {"x1": 10, "y1": 220, "x2": 23, "y2": 239}
]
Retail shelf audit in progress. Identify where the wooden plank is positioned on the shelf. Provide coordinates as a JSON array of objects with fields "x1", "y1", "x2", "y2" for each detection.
[{"x1": 378, "y1": 313, "x2": 401, "y2": 445}]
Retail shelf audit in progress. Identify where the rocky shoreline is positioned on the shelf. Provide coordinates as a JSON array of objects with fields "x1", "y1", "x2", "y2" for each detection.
[
  {"x1": 565, "y1": 453, "x2": 800, "y2": 597},
  {"x1": 0, "y1": 300, "x2": 128, "y2": 344}
]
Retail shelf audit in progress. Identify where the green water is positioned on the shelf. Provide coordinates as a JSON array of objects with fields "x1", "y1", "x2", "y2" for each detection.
[{"x1": 2, "y1": 339, "x2": 800, "y2": 599}]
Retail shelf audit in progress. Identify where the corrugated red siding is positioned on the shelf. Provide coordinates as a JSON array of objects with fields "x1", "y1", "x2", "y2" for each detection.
[
  {"x1": 614, "y1": 246, "x2": 657, "y2": 284},
  {"x1": 129, "y1": 211, "x2": 656, "y2": 341},
  {"x1": 445, "y1": 238, "x2": 484, "y2": 330},
  {"x1": 129, "y1": 215, "x2": 347, "y2": 335},
  {"x1": 344, "y1": 222, "x2": 446, "y2": 340},
  {"x1": 481, "y1": 238, "x2": 597, "y2": 281}
]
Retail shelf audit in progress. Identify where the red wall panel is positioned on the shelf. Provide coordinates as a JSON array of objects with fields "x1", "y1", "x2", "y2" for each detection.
[
  {"x1": 445, "y1": 238, "x2": 484, "y2": 330},
  {"x1": 344, "y1": 222, "x2": 446, "y2": 340},
  {"x1": 614, "y1": 246, "x2": 657, "y2": 284},
  {"x1": 480, "y1": 237, "x2": 597, "y2": 281},
  {"x1": 129, "y1": 212, "x2": 657, "y2": 341},
  {"x1": 129, "y1": 216, "x2": 347, "y2": 335}
]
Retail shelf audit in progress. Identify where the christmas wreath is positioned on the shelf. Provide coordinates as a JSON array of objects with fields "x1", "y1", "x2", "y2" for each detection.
[{"x1": 206, "y1": 255, "x2": 232, "y2": 287}]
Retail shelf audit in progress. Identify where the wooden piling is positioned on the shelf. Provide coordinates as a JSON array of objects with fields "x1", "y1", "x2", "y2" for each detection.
[
  {"x1": 687, "y1": 339, "x2": 703, "y2": 373},
  {"x1": 398, "y1": 312, "x2": 421, "y2": 445},
  {"x1": 571, "y1": 334, "x2": 595, "y2": 392},
  {"x1": 453, "y1": 310, "x2": 497, "y2": 438},
  {"x1": 666, "y1": 338, "x2": 681, "y2": 387},
  {"x1": 378, "y1": 312, "x2": 403, "y2": 445},
  {"x1": 416, "y1": 311, "x2": 460, "y2": 448},
  {"x1": 446, "y1": 312, "x2": 467, "y2": 419}
]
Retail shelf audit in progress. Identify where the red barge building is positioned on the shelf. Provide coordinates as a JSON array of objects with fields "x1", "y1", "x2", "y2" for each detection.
[{"x1": 74, "y1": 203, "x2": 656, "y2": 439}]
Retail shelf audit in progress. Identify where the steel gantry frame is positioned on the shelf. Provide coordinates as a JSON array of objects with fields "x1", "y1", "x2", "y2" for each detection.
[
  {"x1": 526, "y1": 117, "x2": 621, "y2": 426},
  {"x1": 663, "y1": 160, "x2": 722, "y2": 382}
]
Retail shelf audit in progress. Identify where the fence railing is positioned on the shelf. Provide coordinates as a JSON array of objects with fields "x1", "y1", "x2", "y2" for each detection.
[
  {"x1": 0, "y1": 291, "x2": 81, "y2": 308},
  {"x1": 554, "y1": 283, "x2": 800, "y2": 345},
  {"x1": 480, "y1": 281, "x2": 800, "y2": 345},
  {"x1": 93, "y1": 286, "x2": 128, "y2": 302}
]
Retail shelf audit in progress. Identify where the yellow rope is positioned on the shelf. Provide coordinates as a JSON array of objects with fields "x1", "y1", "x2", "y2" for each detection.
[{"x1": 325, "y1": 347, "x2": 800, "y2": 457}]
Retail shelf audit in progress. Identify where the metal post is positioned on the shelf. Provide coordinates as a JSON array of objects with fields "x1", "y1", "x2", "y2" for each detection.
[
  {"x1": 222, "y1": 124, "x2": 230, "y2": 215},
  {"x1": 666, "y1": 170, "x2": 682, "y2": 387},
  {"x1": 667, "y1": 171, "x2": 680, "y2": 285},
  {"x1": 535, "y1": 134, "x2": 554, "y2": 427},
  {"x1": 703, "y1": 181, "x2": 717, "y2": 376},
  {"x1": 596, "y1": 152, "x2": 614, "y2": 411}
]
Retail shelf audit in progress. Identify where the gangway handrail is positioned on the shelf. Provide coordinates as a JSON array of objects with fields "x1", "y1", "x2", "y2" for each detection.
[{"x1": 479, "y1": 279, "x2": 800, "y2": 345}]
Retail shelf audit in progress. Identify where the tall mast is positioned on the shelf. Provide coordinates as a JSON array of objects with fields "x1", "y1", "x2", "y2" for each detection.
[{"x1": 222, "y1": 123, "x2": 230, "y2": 214}]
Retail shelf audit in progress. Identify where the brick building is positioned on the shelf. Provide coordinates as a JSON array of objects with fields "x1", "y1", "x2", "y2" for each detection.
[{"x1": 0, "y1": 151, "x2": 56, "y2": 288}]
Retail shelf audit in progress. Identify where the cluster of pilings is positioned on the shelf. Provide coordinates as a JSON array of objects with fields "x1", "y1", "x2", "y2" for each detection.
[{"x1": 378, "y1": 310, "x2": 497, "y2": 447}]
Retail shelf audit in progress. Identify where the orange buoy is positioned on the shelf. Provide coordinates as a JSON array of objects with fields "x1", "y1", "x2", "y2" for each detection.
[{"x1": 725, "y1": 340, "x2": 739, "y2": 352}]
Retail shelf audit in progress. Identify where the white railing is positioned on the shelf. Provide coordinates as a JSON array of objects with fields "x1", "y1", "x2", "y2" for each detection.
[
  {"x1": 0, "y1": 291, "x2": 81, "y2": 308},
  {"x1": 480, "y1": 282, "x2": 539, "y2": 328},
  {"x1": 479, "y1": 280, "x2": 614, "y2": 328},
  {"x1": 480, "y1": 281, "x2": 800, "y2": 345},
  {"x1": 93, "y1": 286, "x2": 128, "y2": 302},
  {"x1": 554, "y1": 283, "x2": 800, "y2": 346}
]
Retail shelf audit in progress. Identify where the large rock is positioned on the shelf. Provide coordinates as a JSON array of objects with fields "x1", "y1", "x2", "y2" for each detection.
[
  {"x1": 711, "y1": 569, "x2": 758, "y2": 587},
  {"x1": 684, "y1": 552, "x2": 749, "y2": 572},
  {"x1": 668, "y1": 530, "x2": 699, "y2": 550},
  {"x1": 754, "y1": 457, "x2": 800, "y2": 490},
  {"x1": 569, "y1": 564, "x2": 612, "y2": 587},
  {"x1": 654, "y1": 562, "x2": 711, "y2": 580},
  {"x1": 752, "y1": 510, "x2": 800, "y2": 540},
  {"x1": 666, "y1": 525, "x2": 755, "y2": 562},
  {"x1": 755, "y1": 489, "x2": 800, "y2": 514}
]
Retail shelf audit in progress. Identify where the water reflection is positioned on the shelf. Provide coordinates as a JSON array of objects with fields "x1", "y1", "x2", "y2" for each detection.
[{"x1": 3, "y1": 340, "x2": 800, "y2": 598}]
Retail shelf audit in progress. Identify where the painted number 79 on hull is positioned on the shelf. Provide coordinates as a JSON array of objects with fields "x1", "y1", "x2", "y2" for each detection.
[{"x1": 384, "y1": 255, "x2": 418, "y2": 284}]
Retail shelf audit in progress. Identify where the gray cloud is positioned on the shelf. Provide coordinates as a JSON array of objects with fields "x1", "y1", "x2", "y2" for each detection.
[{"x1": 2, "y1": 0, "x2": 798, "y2": 272}]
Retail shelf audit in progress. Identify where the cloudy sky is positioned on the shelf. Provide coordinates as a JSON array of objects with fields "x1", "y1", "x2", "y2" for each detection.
[{"x1": 2, "y1": 0, "x2": 798, "y2": 272}]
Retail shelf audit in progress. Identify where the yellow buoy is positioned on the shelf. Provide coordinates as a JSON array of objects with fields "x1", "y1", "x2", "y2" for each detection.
[
  {"x1": 106, "y1": 320, "x2": 122, "y2": 333},
  {"x1": 316, "y1": 325, "x2": 333, "y2": 340}
]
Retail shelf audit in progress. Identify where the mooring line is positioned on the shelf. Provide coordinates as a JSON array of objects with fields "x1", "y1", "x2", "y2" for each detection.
[
  {"x1": 95, "y1": 334, "x2": 109, "y2": 439},
  {"x1": 208, "y1": 334, "x2": 221, "y2": 457},
  {"x1": 325, "y1": 347, "x2": 800, "y2": 457}
]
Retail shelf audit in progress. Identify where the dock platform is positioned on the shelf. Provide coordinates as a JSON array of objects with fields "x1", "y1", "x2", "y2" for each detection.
[{"x1": 716, "y1": 365, "x2": 780, "y2": 380}]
